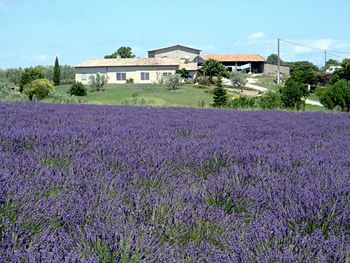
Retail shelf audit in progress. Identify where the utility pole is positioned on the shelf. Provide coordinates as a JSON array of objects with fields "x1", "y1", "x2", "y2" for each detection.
[
  {"x1": 277, "y1": 38, "x2": 280, "y2": 85},
  {"x1": 324, "y1": 50, "x2": 327, "y2": 68}
]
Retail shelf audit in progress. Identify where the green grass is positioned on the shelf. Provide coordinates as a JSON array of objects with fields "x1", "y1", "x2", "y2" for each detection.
[{"x1": 53, "y1": 84, "x2": 213, "y2": 108}]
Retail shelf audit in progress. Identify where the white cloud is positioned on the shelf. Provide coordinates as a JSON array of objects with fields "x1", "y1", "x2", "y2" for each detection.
[{"x1": 247, "y1": 32, "x2": 266, "y2": 43}]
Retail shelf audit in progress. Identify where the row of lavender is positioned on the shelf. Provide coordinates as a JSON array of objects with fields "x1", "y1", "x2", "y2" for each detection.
[{"x1": 0, "y1": 102, "x2": 349, "y2": 262}]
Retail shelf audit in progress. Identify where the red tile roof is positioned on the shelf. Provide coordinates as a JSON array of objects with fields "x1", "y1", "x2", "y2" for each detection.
[{"x1": 200, "y1": 54, "x2": 266, "y2": 62}]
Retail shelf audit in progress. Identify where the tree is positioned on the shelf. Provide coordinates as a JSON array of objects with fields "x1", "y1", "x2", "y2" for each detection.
[
  {"x1": 200, "y1": 59, "x2": 230, "y2": 83},
  {"x1": 288, "y1": 61, "x2": 318, "y2": 74},
  {"x1": 69, "y1": 82, "x2": 87, "y2": 96},
  {"x1": 325, "y1": 59, "x2": 340, "y2": 68},
  {"x1": 332, "y1": 58, "x2": 350, "y2": 83},
  {"x1": 104, "y1": 46, "x2": 136, "y2": 59},
  {"x1": 266, "y1": 54, "x2": 282, "y2": 65},
  {"x1": 19, "y1": 67, "x2": 44, "y2": 92},
  {"x1": 23, "y1": 79, "x2": 54, "y2": 100},
  {"x1": 53, "y1": 56, "x2": 61, "y2": 86},
  {"x1": 212, "y1": 78, "x2": 228, "y2": 107},
  {"x1": 0, "y1": 68, "x2": 24, "y2": 85},
  {"x1": 166, "y1": 74, "x2": 182, "y2": 90},
  {"x1": 231, "y1": 72, "x2": 247, "y2": 90},
  {"x1": 176, "y1": 68, "x2": 190, "y2": 80},
  {"x1": 0, "y1": 77, "x2": 26, "y2": 101},
  {"x1": 289, "y1": 69, "x2": 318, "y2": 85},
  {"x1": 279, "y1": 79, "x2": 308, "y2": 110},
  {"x1": 317, "y1": 80, "x2": 350, "y2": 111},
  {"x1": 89, "y1": 73, "x2": 108, "y2": 92}
]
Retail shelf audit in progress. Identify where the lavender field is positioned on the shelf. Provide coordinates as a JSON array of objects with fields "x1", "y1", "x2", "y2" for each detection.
[{"x1": 0, "y1": 103, "x2": 349, "y2": 262}]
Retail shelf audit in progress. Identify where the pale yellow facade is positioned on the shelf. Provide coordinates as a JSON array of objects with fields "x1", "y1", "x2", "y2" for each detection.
[{"x1": 75, "y1": 65, "x2": 178, "y2": 84}]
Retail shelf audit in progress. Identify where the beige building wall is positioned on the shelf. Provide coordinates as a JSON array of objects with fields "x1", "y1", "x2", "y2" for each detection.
[
  {"x1": 75, "y1": 66, "x2": 178, "y2": 84},
  {"x1": 263, "y1": 63, "x2": 290, "y2": 76},
  {"x1": 148, "y1": 46, "x2": 200, "y2": 61}
]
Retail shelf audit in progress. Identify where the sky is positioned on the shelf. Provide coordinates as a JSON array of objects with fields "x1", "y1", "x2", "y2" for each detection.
[{"x1": 0, "y1": 0, "x2": 349, "y2": 69}]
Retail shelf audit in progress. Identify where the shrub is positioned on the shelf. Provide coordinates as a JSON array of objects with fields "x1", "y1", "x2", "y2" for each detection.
[
  {"x1": 231, "y1": 72, "x2": 247, "y2": 89},
  {"x1": 69, "y1": 82, "x2": 87, "y2": 96},
  {"x1": 196, "y1": 76, "x2": 211, "y2": 86},
  {"x1": 317, "y1": 80, "x2": 350, "y2": 111},
  {"x1": 0, "y1": 77, "x2": 27, "y2": 102},
  {"x1": 229, "y1": 96, "x2": 257, "y2": 109},
  {"x1": 126, "y1": 78, "x2": 134, "y2": 84},
  {"x1": 23, "y1": 79, "x2": 54, "y2": 100},
  {"x1": 166, "y1": 74, "x2": 182, "y2": 90},
  {"x1": 212, "y1": 78, "x2": 228, "y2": 107},
  {"x1": 258, "y1": 92, "x2": 282, "y2": 109},
  {"x1": 89, "y1": 73, "x2": 108, "y2": 92},
  {"x1": 279, "y1": 79, "x2": 308, "y2": 110},
  {"x1": 19, "y1": 67, "x2": 45, "y2": 92}
]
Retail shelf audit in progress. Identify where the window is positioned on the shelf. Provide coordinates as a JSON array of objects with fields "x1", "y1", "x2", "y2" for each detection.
[
  {"x1": 141, "y1": 72, "x2": 150, "y2": 81},
  {"x1": 162, "y1": 72, "x2": 173, "y2": 77},
  {"x1": 81, "y1": 74, "x2": 86, "y2": 81},
  {"x1": 116, "y1": 72, "x2": 126, "y2": 81}
]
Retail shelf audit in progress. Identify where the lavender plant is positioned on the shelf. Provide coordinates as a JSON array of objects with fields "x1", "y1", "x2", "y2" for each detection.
[{"x1": 0, "y1": 102, "x2": 349, "y2": 262}]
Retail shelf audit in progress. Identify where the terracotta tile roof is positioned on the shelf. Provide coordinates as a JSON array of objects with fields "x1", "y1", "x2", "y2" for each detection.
[
  {"x1": 75, "y1": 58, "x2": 182, "y2": 68},
  {"x1": 200, "y1": 54, "x2": 266, "y2": 62}
]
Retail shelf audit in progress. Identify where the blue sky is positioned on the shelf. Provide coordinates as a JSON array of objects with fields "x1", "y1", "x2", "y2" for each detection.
[{"x1": 0, "y1": 0, "x2": 349, "y2": 68}]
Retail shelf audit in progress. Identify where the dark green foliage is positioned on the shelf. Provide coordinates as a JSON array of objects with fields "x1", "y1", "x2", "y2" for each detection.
[
  {"x1": 290, "y1": 69, "x2": 318, "y2": 85},
  {"x1": 288, "y1": 61, "x2": 319, "y2": 74},
  {"x1": 176, "y1": 68, "x2": 190, "y2": 80},
  {"x1": 331, "y1": 58, "x2": 350, "y2": 83},
  {"x1": 200, "y1": 59, "x2": 230, "y2": 83},
  {"x1": 104, "y1": 46, "x2": 136, "y2": 58},
  {"x1": 126, "y1": 78, "x2": 134, "y2": 84},
  {"x1": 23, "y1": 79, "x2": 54, "y2": 100},
  {"x1": 266, "y1": 54, "x2": 281, "y2": 65},
  {"x1": 258, "y1": 92, "x2": 282, "y2": 109},
  {"x1": 69, "y1": 82, "x2": 87, "y2": 96},
  {"x1": 53, "y1": 56, "x2": 61, "y2": 86},
  {"x1": 279, "y1": 79, "x2": 308, "y2": 110},
  {"x1": 212, "y1": 78, "x2": 228, "y2": 107},
  {"x1": 317, "y1": 80, "x2": 350, "y2": 111},
  {"x1": 19, "y1": 67, "x2": 44, "y2": 92},
  {"x1": 196, "y1": 75, "x2": 211, "y2": 86},
  {"x1": 229, "y1": 96, "x2": 257, "y2": 109},
  {"x1": 325, "y1": 59, "x2": 340, "y2": 68}
]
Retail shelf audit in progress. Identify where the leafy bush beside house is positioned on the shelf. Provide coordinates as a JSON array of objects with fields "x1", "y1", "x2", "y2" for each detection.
[
  {"x1": 19, "y1": 67, "x2": 45, "y2": 92},
  {"x1": 69, "y1": 82, "x2": 87, "y2": 96},
  {"x1": 89, "y1": 73, "x2": 108, "y2": 92}
]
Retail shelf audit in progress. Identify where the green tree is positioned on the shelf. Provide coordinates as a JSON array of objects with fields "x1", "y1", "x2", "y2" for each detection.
[
  {"x1": 279, "y1": 79, "x2": 308, "y2": 110},
  {"x1": 200, "y1": 59, "x2": 230, "y2": 83},
  {"x1": 289, "y1": 61, "x2": 318, "y2": 74},
  {"x1": 104, "y1": 46, "x2": 136, "y2": 58},
  {"x1": 290, "y1": 69, "x2": 318, "y2": 85},
  {"x1": 89, "y1": 73, "x2": 108, "y2": 92},
  {"x1": 166, "y1": 74, "x2": 182, "y2": 90},
  {"x1": 69, "y1": 82, "x2": 87, "y2": 96},
  {"x1": 231, "y1": 72, "x2": 247, "y2": 90},
  {"x1": 53, "y1": 56, "x2": 61, "y2": 86},
  {"x1": 317, "y1": 80, "x2": 350, "y2": 111},
  {"x1": 332, "y1": 58, "x2": 350, "y2": 83},
  {"x1": 0, "y1": 68, "x2": 24, "y2": 85},
  {"x1": 176, "y1": 68, "x2": 190, "y2": 80},
  {"x1": 23, "y1": 79, "x2": 54, "y2": 100},
  {"x1": 325, "y1": 59, "x2": 340, "y2": 68},
  {"x1": 19, "y1": 67, "x2": 44, "y2": 92},
  {"x1": 266, "y1": 54, "x2": 282, "y2": 65},
  {"x1": 212, "y1": 78, "x2": 228, "y2": 107}
]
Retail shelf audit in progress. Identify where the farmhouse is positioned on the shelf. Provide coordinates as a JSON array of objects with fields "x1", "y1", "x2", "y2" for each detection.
[
  {"x1": 75, "y1": 57, "x2": 198, "y2": 84},
  {"x1": 75, "y1": 44, "x2": 286, "y2": 84}
]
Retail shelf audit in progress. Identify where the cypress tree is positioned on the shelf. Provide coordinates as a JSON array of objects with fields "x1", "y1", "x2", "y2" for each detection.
[
  {"x1": 53, "y1": 56, "x2": 61, "y2": 86},
  {"x1": 212, "y1": 78, "x2": 228, "y2": 107}
]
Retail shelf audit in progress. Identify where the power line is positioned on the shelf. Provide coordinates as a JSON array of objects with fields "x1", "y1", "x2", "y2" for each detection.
[{"x1": 280, "y1": 39, "x2": 350, "y2": 55}]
